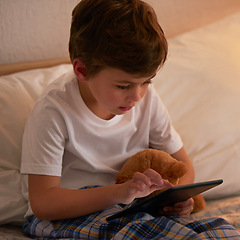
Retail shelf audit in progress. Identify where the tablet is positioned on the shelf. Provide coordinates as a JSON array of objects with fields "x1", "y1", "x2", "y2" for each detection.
[{"x1": 107, "y1": 179, "x2": 223, "y2": 221}]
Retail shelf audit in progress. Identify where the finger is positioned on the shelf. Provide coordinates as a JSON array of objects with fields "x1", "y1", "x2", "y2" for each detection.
[
  {"x1": 163, "y1": 199, "x2": 194, "y2": 211},
  {"x1": 143, "y1": 169, "x2": 173, "y2": 188},
  {"x1": 143, "y1": 169, "x2": 163, "y2": 185},
  {"x1": 164, "y1": 203, "x2": 193, "y2": 214},
  {"x1": 162, "y1": 179, "x2": 174, "y2": 188},
  {"x1": 128, "y1": 181, "x2": 144, "y2": 194},
  {"x1": 167, "y1": 207, "x2": 193, "y2": 218},
  {"x1": 162, "y1": 199, "x2": 194, "y2": 217},
  {"x1": 174, "y1": 198, "x2": 194, "y2": 208},
  {"x1": 160, "y1": 205, "x2": 193, "y2": 218},
  {"x1": 163, "y1": 211, "x2": 191, "y2": 218},
  {"x1": 132, "y1": 172, "x2": 151, "y2": 188}
]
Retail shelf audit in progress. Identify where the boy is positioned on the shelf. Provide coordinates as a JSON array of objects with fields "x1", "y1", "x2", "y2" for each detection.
[{"x1": 21, "y1": 0, "x2": 239, "y2": 239}]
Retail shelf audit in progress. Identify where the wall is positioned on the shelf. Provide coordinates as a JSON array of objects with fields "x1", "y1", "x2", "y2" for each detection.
[
  {"x1": 1, "y1": 0, "x2": 240, "y2": 64},
  {"x1": 0, "y1": 0, "x2": 79, "y2": 64},
  {"x1": 148, "y1": 0, "x2": 240, "y2": 38}
]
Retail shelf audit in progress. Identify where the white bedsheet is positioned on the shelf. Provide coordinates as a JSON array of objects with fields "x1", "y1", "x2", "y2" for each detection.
[{"x1": 190, "y1": 196, "x2": 240, "y2": 231}]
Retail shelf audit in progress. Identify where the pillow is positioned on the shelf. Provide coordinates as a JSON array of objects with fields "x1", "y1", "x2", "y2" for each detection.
[
  {"x1": 154, "y1": 12, "x2": 240, "y2": 199},
  {"x1": 0, "y1": 64, "x2": 72, "y2": 224}
]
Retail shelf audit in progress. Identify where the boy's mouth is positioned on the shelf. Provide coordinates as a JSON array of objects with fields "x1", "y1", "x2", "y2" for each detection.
[{"x1": 119, "y1": 106, "x2": 133, "y2": 112}]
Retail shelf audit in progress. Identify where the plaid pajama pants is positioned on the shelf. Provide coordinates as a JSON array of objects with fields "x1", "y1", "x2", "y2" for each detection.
[{"x1": 23, "y1": 204, "x2": 240, "y2": 240}]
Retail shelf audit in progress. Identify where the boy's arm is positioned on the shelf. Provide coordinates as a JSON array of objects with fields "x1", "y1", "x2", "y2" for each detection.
[
  {"x1": 28, "y1": 169, "x2": 172, "y2": 220},
  {"x1": 171, "y1": 147, "x2": 195, "y2": 185},
  {"x1": 28, "y1": 174, "x2": 121, "y2": 220}
]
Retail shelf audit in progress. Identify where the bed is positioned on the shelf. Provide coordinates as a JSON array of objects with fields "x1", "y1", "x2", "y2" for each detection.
[{"x1": 1, "y1": 0, "x2": 240, "y2": 239}]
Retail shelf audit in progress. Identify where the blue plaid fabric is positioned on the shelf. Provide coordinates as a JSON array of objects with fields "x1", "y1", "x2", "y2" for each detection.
[{"x1": 23, "y1": 204, "x2": 240, "y2": 240}]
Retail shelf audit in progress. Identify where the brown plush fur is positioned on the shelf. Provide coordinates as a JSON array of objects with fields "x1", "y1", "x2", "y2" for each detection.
[{"x1": 116, "y1": 149, "x2": 205, "y2": 213}]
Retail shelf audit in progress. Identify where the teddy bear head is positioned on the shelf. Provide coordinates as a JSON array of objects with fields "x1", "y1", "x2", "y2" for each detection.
[{"x1": 116, "y1": 148, "x2": 187, "y2": 186}]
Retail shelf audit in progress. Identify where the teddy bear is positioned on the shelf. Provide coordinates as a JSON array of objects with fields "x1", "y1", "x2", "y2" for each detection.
[{"x1": 115, "y1": 148, "x2": 206, "y2": 213}]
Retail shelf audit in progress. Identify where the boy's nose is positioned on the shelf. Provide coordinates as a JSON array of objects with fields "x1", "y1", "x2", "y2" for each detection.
[{"x1": 128, "y1": 87, "x2": 143, "y2": 103}]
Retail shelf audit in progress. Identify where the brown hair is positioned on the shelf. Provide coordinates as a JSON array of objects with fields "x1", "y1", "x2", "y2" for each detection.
[{"x1": 69, "y1": 0, "x2": 168, "y2": 78}]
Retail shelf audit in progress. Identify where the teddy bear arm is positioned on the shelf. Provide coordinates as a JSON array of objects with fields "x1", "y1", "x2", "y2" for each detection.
[{"x1": 192, "y1": 194, "x2": 206, "y2": 213}]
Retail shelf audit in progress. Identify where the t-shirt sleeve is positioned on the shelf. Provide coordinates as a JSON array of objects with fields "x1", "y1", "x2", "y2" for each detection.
[
  {"x1": 149, "y1": 87, "x2": 183, "y2": 154},
  {"x1": 21, "y1": 99, "x2": 67, "y2": 176}
]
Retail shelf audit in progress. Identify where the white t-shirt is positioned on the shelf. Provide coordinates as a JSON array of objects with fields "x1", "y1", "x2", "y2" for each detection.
[{"x1": 21, "y1": 70, "x2": 183, "y2": 189}]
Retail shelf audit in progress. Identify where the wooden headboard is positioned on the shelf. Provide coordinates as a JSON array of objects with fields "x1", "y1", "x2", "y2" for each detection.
[{"x1": 0, "y1": 58, "x2": 71, "y2": 76}]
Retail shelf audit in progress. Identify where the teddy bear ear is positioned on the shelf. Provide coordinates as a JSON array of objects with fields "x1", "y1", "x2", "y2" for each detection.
[{"x1": 167, "y1": 161, "x2": 188, "y2": 178}]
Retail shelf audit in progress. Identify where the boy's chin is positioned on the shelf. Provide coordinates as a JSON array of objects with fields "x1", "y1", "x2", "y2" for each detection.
[{"x1": 107, "y1": 107, "x2": 133, "y2": 117}]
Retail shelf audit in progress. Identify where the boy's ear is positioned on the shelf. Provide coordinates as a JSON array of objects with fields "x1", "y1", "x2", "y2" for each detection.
[{"x1": 73, "y1": 58, "x2": 87, "y2": 82}]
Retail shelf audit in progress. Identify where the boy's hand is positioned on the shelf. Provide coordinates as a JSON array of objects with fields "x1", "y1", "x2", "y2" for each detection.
[
  {"x1": 159, "y1": 198, "x2": 194, "y2": 218},
  {"x1": 117, "y1": 168, "x2": 193, "y2": 218},
  {"x1": 119, "y1": 168, "x2": 173, "y2": 204}
]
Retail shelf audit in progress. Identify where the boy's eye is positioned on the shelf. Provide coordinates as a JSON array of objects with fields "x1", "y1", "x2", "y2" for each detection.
[
  {"x1": 143, "y1": 80, "x2": 152, "y2": 85},
  {"x1": 117, "y1": 85, "x2": 130, "y2": 90},
  {"x1": 116, "y1": 80, "x2": 152, "y2": 90}
]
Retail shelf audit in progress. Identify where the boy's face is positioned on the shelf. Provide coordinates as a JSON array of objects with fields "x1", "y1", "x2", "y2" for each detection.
[{"x1": 79, "y1": 67, "x2": 155, "y2": 120}]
